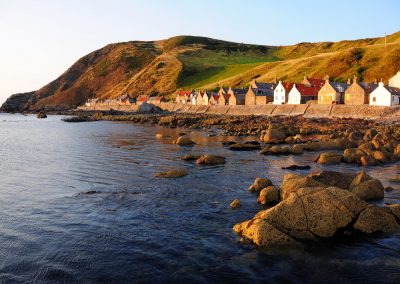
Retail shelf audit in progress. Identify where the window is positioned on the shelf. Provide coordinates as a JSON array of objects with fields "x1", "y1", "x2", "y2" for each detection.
[
  {"x1": 373, "y1": 97, "x2": 376, "y2": 102},
  {"x1": 392, "y1": 96, "x2": 394, "y2": 101}
]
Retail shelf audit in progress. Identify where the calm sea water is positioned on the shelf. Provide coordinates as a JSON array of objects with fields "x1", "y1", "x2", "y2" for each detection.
[{"x1": 0, "y1": 113, "x2": 399, "y2": 283}]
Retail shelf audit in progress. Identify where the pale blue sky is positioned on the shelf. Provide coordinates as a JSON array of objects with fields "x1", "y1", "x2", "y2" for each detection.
[{"x1": 0, "y1": 0, "x2": 399, "y2": 103}]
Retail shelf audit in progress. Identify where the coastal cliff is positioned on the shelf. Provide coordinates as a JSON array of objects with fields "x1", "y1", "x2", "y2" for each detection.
[{"x1": 1, "y1": 32, "x2": 400, "y2": 112}]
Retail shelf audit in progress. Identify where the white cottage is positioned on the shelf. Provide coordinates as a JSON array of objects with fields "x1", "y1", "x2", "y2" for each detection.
[
  {"x1": 287, "y1": 84, "x2": 301, "y2": 104},
  {"x1": 369, "y1": 82, "x2": 400, "y2": 106},
  {"x1": 273, "y1": 81, "x2": 293, "y2": 105}
]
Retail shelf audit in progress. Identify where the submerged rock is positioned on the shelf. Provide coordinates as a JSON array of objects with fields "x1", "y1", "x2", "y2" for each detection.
[
  {"x1": 229, "y1": 143, "x2": 261, "y2": 151},
  {"x1": 230, "y1": 199, "x2": 241, "y2": 209},
  {"x1": 315, "y1": 152, "x2": 342, "y2": 164},
  {"x1": 182, "y1": 154, "x2": 202, "y2": 161},
  {"x1": 155, "y1": 168, "x2": 187, "y2": 178},
  {"x1": 281, "y1": 164, "x2": 311, "y2": 170},
  {"x1": 175, "y1": 136, "x2": 195, "y2": 146},
  {"x1": 195, "y1": 155, "x2": 225, "y2": 165}
]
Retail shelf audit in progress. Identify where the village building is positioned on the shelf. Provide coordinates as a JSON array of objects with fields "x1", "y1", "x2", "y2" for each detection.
[
  {"x1": 369, "y1": 82, "x2": 400, "y2": 106},
  {"x1": 318, "y1": 76, "x2": 348, "y2": 104},
  {"x1": 389, "y1": 71, "x2": 400, "y2": 88},
  {"x1": 245, "y1": 82, "x2": 276, "y2": 105},
  {"x1": 190, "y1": 92, "x2": 197, "y2": 105},
  {"x1": 195, "y1": 91, "x2": 211, "y2": 105},
  {"x1": 301, "y1": 76, "x2": 325, "y2": 88},
  {"x1": 209, "y1": 92, "x2": 220, "y2": 105},
  {"x1": 175, "y1": 90, "x2": 192, "y2": 104},
  {"x1": 217, "y1": 87, "x2": 229, "y2": 105},
  {"x1": 85, "y1": 98, "x2": 99, "y2": 107},
  {"x1": 136, "y1": 95, "x2": 149, "y2": 105},
  {"x1": 147, "y1": 96, "x2": 166, "y2": 104},
  {"x1": 227, "y1": 87, "x2": 247, "y2": 105},
  {"x1": 116, "y1": 94, "x2": 136, "y2": 105},
  {"x1": 273, "y1": 81, "x2": 293, "y2": 105},
  {"x1": 287, "y1": 83, "x2": 320, "y2": 104},
  {"x1": 344, "y1": 76, "x2": 377, "y2": 105}
]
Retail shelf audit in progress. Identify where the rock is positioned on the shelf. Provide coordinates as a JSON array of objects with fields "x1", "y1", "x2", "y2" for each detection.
[
  {"x1": 229, "y1": 143, "x2": 261, "y2": 151},
  {"x1": 233, "y1": 219, "x2": 301, "y2": 248},
  {"x1": 350, "y1": 178, "x2": 384, "y2": 200},
  {"x1": 257, "y1": 186, "x2": 279, "y2": 205},
  {"x1": 315, "y1": 152, "x2": 342, "y2": 165},
  {"x1": 342, "y1": 148, "x2": 365, "y2": 164},
  {"x1": 261, "y1": 128, "x2": 286, "y2": 144},
  {"x1": 389, "y1": 176, "x2": 400, "y2": 182},
  {"x1": 310, "y1": 171, "x2": 355, "y2": 189},
  {"x1": 222, "y1": 141, "x2": 237, "y2": 146},
  {"x1": 248, "y1": 178, "x2": 273, "y2": 193},
  {"x1": 260, "y1": 146, "x2": 290, "y2": 155},
  {"x1": 372, "y1": 150, "x2": 390, "y2": 163},
  {"x1": 155, "y1": 168, "x2": 187, "y2": 178},
  {"x1": 230, "y1": 199, "x2": 241, "y2": 209},
  {"x1": 363, "y1": 128, "x2": 378, "y2": 141},
  {"x1": 175, "y1": 136, "x2": 195, "y2": 146},
  {"x1": 280, "y1": 174, "x2": 324, "y2": 199},
  {"x1": 155, "y1": 133, "x2": 163, "y2": 139},
  {"x1": 195, "y1": 154, "x2": 225, "y2": 165},
  {"x1": 138, "y1": 102, "x2": 160, "y2": 113},
  {"x1": 281, "y1": 164, "x2": 311, "y2": 170},
  {"x1": 388, "y1": 204, "x2": 400, "y2": 220},
  {"x1": 354, "y1": 206, "x2": 399, "y2": 234},
  {"x1": 181, "y1": 154, "x2": 202, "y2": 161},
  {"x1": 37, "y1": 112, "x2": 47, "y2": 119},
  {"x1": 84, "y1": 190, "x2": 100, "y2": 195},
  {"x1": 234, "y1": 187, "x2": 370, "y2": 247},
  {"x1": 290, "y1": 144, "x2": 304, "y2": 155},
  {"x1": 360, "y1": 155, "x2": 379, "y2": 166}
]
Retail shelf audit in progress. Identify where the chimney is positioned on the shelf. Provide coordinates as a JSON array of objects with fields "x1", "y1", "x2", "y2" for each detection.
[
  {"x1": 374, "y1": 79, "x2": 378, "y2": 84},
  {"x1": 347, "y1": 78, "x2": 351, "y2": 84},
  {"x1": 324, "y1": 75, "x2": 329, "y2": 82}
]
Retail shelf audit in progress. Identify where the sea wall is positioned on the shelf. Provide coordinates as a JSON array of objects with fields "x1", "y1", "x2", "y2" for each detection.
[{"x1": 77, "y1": 103, "x2": 400, "y2": 119}]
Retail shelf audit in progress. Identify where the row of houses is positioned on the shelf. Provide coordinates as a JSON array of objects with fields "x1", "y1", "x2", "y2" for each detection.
[
  {"x1": 176, "y1": 71, "x2": 400, "y2": 107},
  {"x1": 85, "y1": 94, "x2": 166, "y2": 107}
]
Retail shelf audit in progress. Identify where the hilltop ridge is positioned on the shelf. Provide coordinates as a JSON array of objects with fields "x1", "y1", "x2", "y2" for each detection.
[{"x1": 1, "y1": 32, "x2": 400, "y2": 112}]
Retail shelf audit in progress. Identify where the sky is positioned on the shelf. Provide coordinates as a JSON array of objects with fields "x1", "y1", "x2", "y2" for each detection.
[{"x1": 0, "y1": 0, "x2": 399, "y2": 104}]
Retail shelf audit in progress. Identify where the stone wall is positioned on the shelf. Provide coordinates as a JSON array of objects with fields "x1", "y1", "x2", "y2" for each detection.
[{"x1": 77, "y1": 103, "x2": 400, "y2": 119}]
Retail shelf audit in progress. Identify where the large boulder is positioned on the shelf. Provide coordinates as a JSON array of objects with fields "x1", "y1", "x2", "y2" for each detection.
[
  {"x1": 290, "y1": 144, "x2": 304, "y2": 155},
  {"x1": 234, "y1": 184, "x2": 400, "y2": 248},
  {"x1": 195, "y1": 155, "x2": 225, "y2": 165},
  {"x1": 248, "y1": 178, "x2": 273, "y2": 193},
  {"x1": 315, "y1": 152, "x2": 342, "y2": 164},
  {"x1": 138, "y1": 102, "x2": 160, "y2": 113},
  {"x1": 280, "y1": 173, "x2": 324, "y2": 199},
  {"x1": 342, "y1": 148, "x2": 365, "y2": 164},
  {"x1": 349, "y1": 172, "x2": 384, "y2": 200}
]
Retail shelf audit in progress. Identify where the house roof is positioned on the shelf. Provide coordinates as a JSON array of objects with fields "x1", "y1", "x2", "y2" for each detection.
[
  {"x1": 304, "y1": 78, "x2": 325, "y2": 88},
  {"x1": 137, "y1": 95, "x2": 148, "y2": 102},
  {"x1": 282, "y1": 82, "x2": 294, "y2": 92},
  {"x1": 177, "y1": 90, "x2": 192, "y2": 96},
  {"x1": 385, "y1": 85, "x2": 400, "y2": 96},
  {"x1": 358, "y1": 82, "x2": 378, "y2": 94},
  {"x1": 255, "y1": 82, "x2": 277, "y2": 90},
  {"x1": 294, "y1": 84, "x2": 321, "y2": 97},
  {"x1": 330, "y1": 82, "x2": 349, "y2": 93},
  {"x1": 148, "y1": 96, "x2": 163, "y2": 101}
]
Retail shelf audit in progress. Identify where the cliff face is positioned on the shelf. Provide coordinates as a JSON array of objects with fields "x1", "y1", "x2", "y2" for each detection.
[{"x1": 1, "y1": 32, "x2": 399, "y2": 112}]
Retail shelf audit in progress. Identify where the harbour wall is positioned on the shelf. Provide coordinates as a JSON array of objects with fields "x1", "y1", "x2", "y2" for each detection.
[{"x1": 77, "y1": 103, "x2": 400, "y2": 119}]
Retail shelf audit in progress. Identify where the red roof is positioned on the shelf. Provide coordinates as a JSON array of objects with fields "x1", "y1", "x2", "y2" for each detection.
[
  {"x1": 282, "y1": 82, "x2": 294, "y2": 92},
  {"x1": 137, "y1": 95, "x2": 148, "y2": 102},
  {"x1": 305, "y1": 78, "x2": 325, "y2": 88},
  {"x1": 177, "y1": 90, "x2": 192, "y2": 97},
  {"x1": 295, "y1": 84, "x2": 321, "y2": 97}
]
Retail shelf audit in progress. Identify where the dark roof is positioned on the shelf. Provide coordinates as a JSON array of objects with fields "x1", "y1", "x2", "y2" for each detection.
[
  {"x1": 255, "y1": 82, "x2": 276, "y2": 90},
  {"x1": 385, "y1": 86, "x2": 400, "y2": 95},
  {"x1": 231, "y1": 88, "x2": 247, "y2": 95},
  {"x1": 359, "y1": 82, "x2": 378, "y2": 94},
  {"x1": 330, "y1": 82, "x2": 349, "y2": 93}
]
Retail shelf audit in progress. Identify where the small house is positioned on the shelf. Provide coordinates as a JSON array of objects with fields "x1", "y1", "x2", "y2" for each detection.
[
  {"x1": 147, "y1": 96, "x2": 166, "y2": 104},
  {"x1": 117, "y1": 94, "x2": 136, "y2": 105},
  {"x1": 287, "y1": 83, "x2": 320, "y2": 104},
  {"x1": 273, "y1": 81, "x2": 293, "y2": 105},
  {"x1": 196, "y1": 91, "x2": 211, "y2": 106},
  {"x1": 245, "y1": 82, "x2": 276, "y2": 105},
  {"x1": 369, "y1": 82, "x2": 400, "y2": 106},
  {"x1": 209, "y1": 93, "x2": 219, "y2": 105},
  {"x1": 318, "y1": 77, "x2": 348, "y2": 104},
  {"x1": 228, "y1": 87, "x2": 247, "y2": 105},
  {"x1": 136, "y1": 95, "x2": 148, "y2": 105},
  {"x1": 344, "y1": 76, "x2": 377, "y2": 105},
  {"x1": 175, "y1": 90, "x2": 192, "y2": 104}
]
